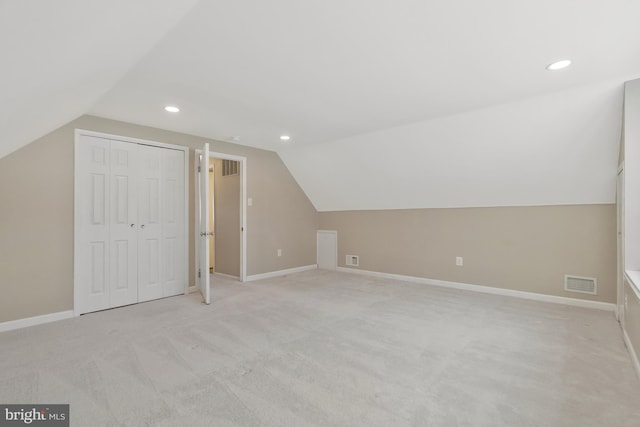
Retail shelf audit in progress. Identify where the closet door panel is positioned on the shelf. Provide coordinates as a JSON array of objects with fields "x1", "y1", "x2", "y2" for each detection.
[
  {"x1": 76, "y1": 131, "x2": 187, "y2": 314},
  {"x1": 76, "y1": 135, "x2": 111, "y2": 314},
  {"x1": 162, "y1": 149, "x2": 185, "y2": 297},
  {"x1": 138, "y1": 145, "x2": 164, "y2": 302},
  {"x1": 109, "y1": 140, "x2": 138, "y2": 308}
]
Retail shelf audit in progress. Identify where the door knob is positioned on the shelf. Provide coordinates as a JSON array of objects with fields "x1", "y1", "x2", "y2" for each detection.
[
  {"x1": 140, "y1": 224, "x2": 145, "y2": 229},
  {"x1": 130, "y1": 224, "x2": 135, "y2": 228}
]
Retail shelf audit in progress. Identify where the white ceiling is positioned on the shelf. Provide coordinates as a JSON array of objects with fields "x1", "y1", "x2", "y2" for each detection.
[{"x1": 3, "y1": 0, "x2": 640, "y2": 209}]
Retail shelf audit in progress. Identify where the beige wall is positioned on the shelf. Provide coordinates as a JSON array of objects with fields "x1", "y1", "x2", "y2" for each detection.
[
  {"x1": 0, "y1": 115, "x2": 318, "y2": 323},
  {"x1": 319, "y1": 205, "x2": 616, "y2": 303},
  {"x1": 212, "y1": 158, "x2": 241, "y2": 276},
  {"x1": 624, "y1": 280, "x2": 640, "y2": 364}
]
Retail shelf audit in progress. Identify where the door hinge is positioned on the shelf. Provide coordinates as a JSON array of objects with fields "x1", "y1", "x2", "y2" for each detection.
[
  {"x1": 198, "y1": 269, "x2": 201, "y2": 278},
  {"x1": 198, "y1": 165, "x2": 201, "y2": 172}
]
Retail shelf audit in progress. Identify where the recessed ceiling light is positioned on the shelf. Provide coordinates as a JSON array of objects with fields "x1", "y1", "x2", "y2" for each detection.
[
  {"x1": 164, "y1": 105, "x2": 180, "y2": 113},
  {"x1": 280, "y1": 135, "x2": 291, "y2": 141},
  {"x1": 546, "y1": 60, "x2": 571, "y2": 71}
]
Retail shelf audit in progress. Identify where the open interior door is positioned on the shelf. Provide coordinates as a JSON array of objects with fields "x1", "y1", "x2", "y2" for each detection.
[{"x1": 198, "y1": 143, "x2": 211, "y2": 304}]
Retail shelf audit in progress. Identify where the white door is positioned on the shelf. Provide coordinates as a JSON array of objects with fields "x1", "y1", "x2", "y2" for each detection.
[
  {"x1": 198, "y1": 143, "x2": 211, "y2": 304},
  {"x1": 214, "y1": 166, "x2": 216, "y2": 273},
  {"x1": 317, "y1": 230, "x2": 337, "y2": 270},
  {"x1": 617, "y1": 168, "x2": 625, "y2": 323},
  {"x1": 76, "y1": 135, "x2": 111, "y2": 313},
  {"x1": 138, "y1": 144, "x2": 164, "y2": 302},
  {"x1": 109, "y1": 140, "x2": 139, "y2": 308},
  {"x1": 162, "y1": 148, "x2": 186, "y2": 297}
]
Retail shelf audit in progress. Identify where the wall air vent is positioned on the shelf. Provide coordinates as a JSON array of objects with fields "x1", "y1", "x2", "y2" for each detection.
[
  {"x1": 564, "y1": 275, "x2": 597, "y2": 295},
  {"x1": 346, "y1": 255, "x2": 359, "y2": 267},
  {"x1": 222, "y1": 159, "x2": 239, "y2": 176}
]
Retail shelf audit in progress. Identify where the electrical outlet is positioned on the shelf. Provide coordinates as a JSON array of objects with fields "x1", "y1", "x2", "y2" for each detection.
[
  {"x1": 277, "y1": 249, "x2": 282, "y2": 257},
  {"x1": 248, "y1": 197, "x2": 253, "y2": 206},
  {"x1": 456, "y1": 256, "x2": 463, "y2": 267}
]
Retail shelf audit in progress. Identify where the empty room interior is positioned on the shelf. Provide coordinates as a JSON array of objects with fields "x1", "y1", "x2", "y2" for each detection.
[{"x1": 2, "y1": 1, "x2": 640, "y2": 425}]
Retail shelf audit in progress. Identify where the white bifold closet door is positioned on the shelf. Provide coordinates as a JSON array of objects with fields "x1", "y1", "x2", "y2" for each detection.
[
  {"x1": 137, "y1": 144, "x2": 185, "y2": 302},
  {"x1": 76, "y1": 134, "x2": 185, "y2": 314},
  {"x1": 110, "y1": 140, "x2": 139, "y2": 308}
]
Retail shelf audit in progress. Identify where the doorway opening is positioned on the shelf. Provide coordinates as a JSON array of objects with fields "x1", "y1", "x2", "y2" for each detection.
[
  {"x1": 194, "y1": 149, "x2": 247, "y2": 304},
  {"x1": 209, "y1": 157, "x2": 242, "y2": 279}
]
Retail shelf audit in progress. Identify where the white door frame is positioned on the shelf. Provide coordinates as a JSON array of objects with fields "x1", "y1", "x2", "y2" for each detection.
[
  {"x1": 74, "y1": 129, "x2": 189, "y2": 316},
  {"x1": 194, "y1": 151, "x2": 247, "y2": 283}
]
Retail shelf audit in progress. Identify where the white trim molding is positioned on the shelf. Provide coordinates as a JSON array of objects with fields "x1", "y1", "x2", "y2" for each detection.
[
  {"x1": 0, "y1": 310, "x2": 74, "y2": 333},
  {"x1": 246, "y1": 265, "x2": 317, "y2": 282},
  {"x1": 337, "y1": 267, "x2": 616, "y2": 312},
  {"x1": 623, "y1": 329, "x2": 640, "y2": 380}
]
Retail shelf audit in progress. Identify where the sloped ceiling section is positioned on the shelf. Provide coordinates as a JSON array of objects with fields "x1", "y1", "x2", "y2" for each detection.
[
  {"x1": 279, "y1": 79, "x2": 625, "y2": 211},
  {"x1": 0, "y1": 0, "x2": 199, "y2": 159}
]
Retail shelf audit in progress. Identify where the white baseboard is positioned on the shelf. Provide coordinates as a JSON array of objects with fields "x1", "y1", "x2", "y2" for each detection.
[
  {"x1": 246, "y1": 264, "x2": 318, "y2": 282},
  {"x1": 0, "y1": 310, "x2": 74, "y2": 333},
  {"x1": 336, "y1": 267, "x2": 616, "y2": 312},
  {"x1": 214, "y1": 272, "x2": 240, "y2": 280},
  {"x1": 188, "y1": 285, "x2": 199, "y2": 294},
  {"x1": 623, "y1": 328, "x2": 640, "y2": 380}
]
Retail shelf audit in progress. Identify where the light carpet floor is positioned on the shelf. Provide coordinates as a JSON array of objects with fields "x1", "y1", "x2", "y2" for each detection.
[{"x1": 1, "y1": 270, "x2": 639, "y2": 426}]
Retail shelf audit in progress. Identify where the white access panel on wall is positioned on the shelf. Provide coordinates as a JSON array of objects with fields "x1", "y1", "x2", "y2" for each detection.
[
  {"x1": 317, "y1": 230, "x2": 337, "y2": 270},
  {"x1": 74, "y1": 131, "x2": 188, "y2": 315}
]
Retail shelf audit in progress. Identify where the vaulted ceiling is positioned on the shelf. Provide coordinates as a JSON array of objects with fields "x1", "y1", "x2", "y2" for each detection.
[{"x1": 2, "y1": 1, "x2": 640, "y2": 210}]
